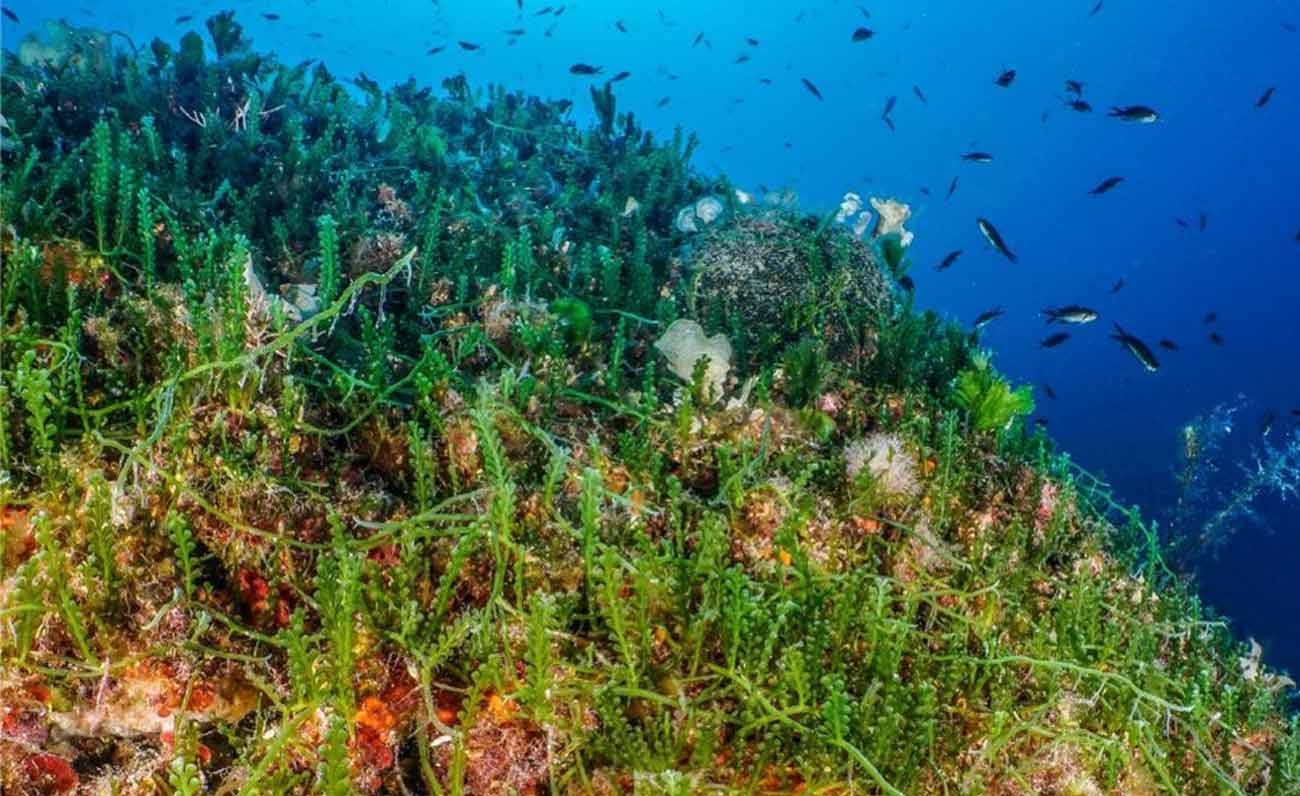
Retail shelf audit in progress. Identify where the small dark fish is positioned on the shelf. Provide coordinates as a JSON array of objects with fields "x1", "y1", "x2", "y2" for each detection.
[
  {"x1": 534, "y1": 6, "x2": 553, "y2": 15},
  {"x1": 555, "y1": 5, "x2": 566, "y2": 16},
  {"x1": 1042, "y1": 305, "x2": 1100, "y2": 324},
  {"x1": 977, "y1": 217, "x2": 1018, "y2": 263},
  {"x1": 935, "y1": 250, "x2": 963, "y2": 271},
  {"x1": 758, "y1": 77, "x2": 773, "y2": 85},
  {"x1": 458, "y1": 41, "x2": 482, "y2": 51},
  {"x1": 1043, "y1": 384, "x2": 1058, "y2": 400},
  {"x1": 1158, "y1": 339, "x2": 1179, "y2": 351},
  {"x1": 1198, "y1": 211, "x2": 1208, "y2": 231},
  {"x1": 610, "y1": 70, "x2": 631, "y2": 82},
  {"x1": 1111, "y1": 323, "x2": 1160, "y2": 372},
  {"x1": 427, "y1": 45, "x2": 445, "y2": 55},
  {"x1": 1209, "y1": 332, "x2": 1225, "y2": 346},
  {"x1": 1203, "y1": 312, "x2": 1217, "y2": 324},
  {"x1": 692, "y1": 31, "x2": 705, "y2": 47},
  {"x1": 2, "y1": 6, "x2": 18, "y2": 22},
  {"x1": 898, "y1": 275, "x2": 915, "y2": 292},
  {"x1": 1175, "y1": 218, "x2": 1190, "y2": 228},
  {"x1": 1290, "y1": 409, "x2": 1300, "y2": 417},
  {"x1": 801, "y1": 78, "x2": 823, "y2": 100},
  {"x1": 1089, "y1": 0, "x2": 1103, "y2": 16},
  {"x1": 1110, "y1": 278, "x2": 1125, "y2": 294},
  {"x1": 1090, "y1": 176, "x2": 1125, "y2": 195},
  {"x1": 1256, "y1": 86, "x2": 1276, "y2": 107},
  {"x1": 734, "y1": 54, "x2": 751, "y2": 64},
  {"x1": 569, "y1": 63, "x2": 602, "y2": 75},
  {"x1": 1034, "y1": 418, "x2": 1050, "y2": 428},
  {"x1": 503, "y1": 28, "x2": 526, "y2": 36},
  {"x1": 995, "y1": 69, "x2": 1016, "y2": 87},
  {"x1": 852, "y1": 27, "x2": 874, "y2": 42},
  {"x1": 1040, "y1": 332, "x2": 1071, "y2": 348},
  {"x1": 913, "y1": 85, "x2": 928, "y2": 104},
  {"x1": 656, "y1": 96, "x2": 671, "y2": 108},
  {"x1": 973, "y1": 307, "x2": 1005, "y2": 331},
  {"x1": 920, "y1": 187, "x2": 932, "y2": 197},
  {"x1": 946, "y1": 176, "x2": 959, "y2": 199},
  {"x1": 746, "y1": 37, "x2": 759, "y2": 46},
  {"x1": 1065, "y1": 80, "x2": 1085, "y2": 96},
  {"x1": 962, "y1": 151, "x2": 994, "y2": 163},
  {"x1": 615, "y1": 20, "x2": 628, "y2": 33},
  {"x1": 262, "y1": 13, "x2": 280, "y2": 21},
  {"x1": 1067, "y1": 99, "x2": 1092, "y2": 113},
  {"x1": 1283, "y1": 22, "x2": 1298, "y2": 33},
  {"x1": 1262, "y1": 411, "x2": 1277, "y2": 437},
  {"x1": 882, "y1": 95, "x2": 897, "y2": 117},
  {"x1": 174, "y1": 14, "x2": 193, "y2": 23},
  {"x1": 882, "y1": 116, "x2": 896, "y2": 133},
  {"x1": 1109, "y1": 105, "x2": 1159, "y2": 123},
  {"x1": 308, "y1": 32, "x2": 323, "y2": 39}
]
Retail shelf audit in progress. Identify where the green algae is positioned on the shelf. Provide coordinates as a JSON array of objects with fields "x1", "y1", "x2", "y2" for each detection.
[{"x1": 0, "y1": 13, "x2": 1297, "y2": 796}]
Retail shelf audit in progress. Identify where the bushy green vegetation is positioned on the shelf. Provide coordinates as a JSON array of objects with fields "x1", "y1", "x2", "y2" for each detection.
[
  {"x1": 951, "y1": 351, "x2": 1036, "y2": 434},
  {"x1": 1, "y1": 13, "x2": 1295, "y2": 796}
]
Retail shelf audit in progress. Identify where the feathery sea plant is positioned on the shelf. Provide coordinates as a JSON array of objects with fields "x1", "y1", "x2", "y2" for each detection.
[{"x1": 951, "y1": 350, "x2": 1035, "y2": 433}]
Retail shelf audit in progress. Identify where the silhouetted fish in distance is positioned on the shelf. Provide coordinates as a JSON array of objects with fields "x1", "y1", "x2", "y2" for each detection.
[
  {"x1": 935, "y1": 250, "x2": 963, "y2": 271},
  {"x1": 977, "y1": 218, "x2": 1018, "y2": 263},
  {"x1": 1109, "y1": 105, "x2": 1159, "y2": 123},
  {"x1": 1090, "y1": 176, "x2": 1125, "y2": 195},
  {"x1": 973, "y1": 307, "x2": 1005, "y2": 331},
  {"x1": 1111, "y1": 324, "x2": 1160, "y2": 372},
  {"x1": 1042, "y1": 305, "x2": 1099, "y2": 324}
]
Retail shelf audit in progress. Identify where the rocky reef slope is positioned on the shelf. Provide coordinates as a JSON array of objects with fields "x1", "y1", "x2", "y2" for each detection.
[{"x1": 1, "y1": 15, "x2": 1296, "y2": 796}]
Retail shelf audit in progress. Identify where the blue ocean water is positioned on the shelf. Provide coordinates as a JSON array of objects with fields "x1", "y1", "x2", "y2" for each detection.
[{"x1": 4, "y1": 0, "x2": 1298, "y2": 670}]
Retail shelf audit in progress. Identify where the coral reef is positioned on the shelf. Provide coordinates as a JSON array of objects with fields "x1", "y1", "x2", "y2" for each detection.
[{"x1": 0, "y1": 14, "x2": 1296, "y2": 796}]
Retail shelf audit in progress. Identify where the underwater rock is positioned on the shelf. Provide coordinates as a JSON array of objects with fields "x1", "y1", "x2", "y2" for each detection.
[
  {"x1": 653, "y1": 319, "x2": 732, "y2": 402},
  {"x1": 688, "y1": 213, "x2": 890, "y2": 363},
  {"x1": 869, "y1": 196, "x2": 913, "y2": 247}
]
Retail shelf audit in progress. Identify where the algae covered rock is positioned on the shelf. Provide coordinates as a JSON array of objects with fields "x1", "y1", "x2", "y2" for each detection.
[{"x1": 686, "y1": 212, "x2": 891, "y2": 365}]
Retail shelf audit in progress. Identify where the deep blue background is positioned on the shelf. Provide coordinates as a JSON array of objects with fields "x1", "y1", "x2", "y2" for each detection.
[{"x1": 4, "y1": 0, "x2": 1298, "y2": 673}]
